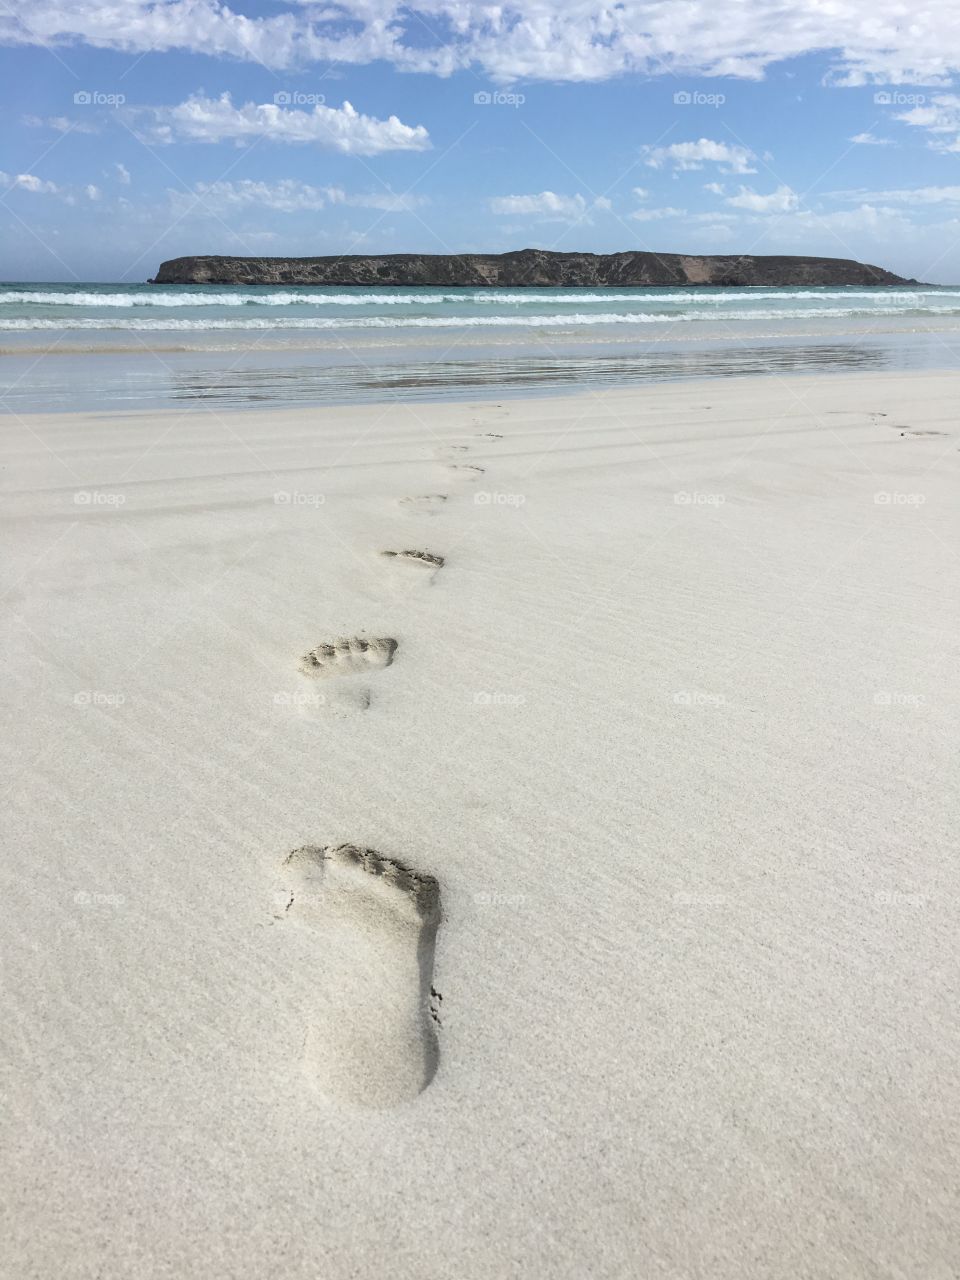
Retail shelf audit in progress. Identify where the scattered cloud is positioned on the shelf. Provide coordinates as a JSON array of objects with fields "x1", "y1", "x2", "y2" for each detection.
[
  {"x1": 629, "y1": 205, "x2": 687, "y2": 221},
  {"x1": 896, "y1": 94, "x2": 960, "y2": 152},
  {"x1": 643, "y1": 139, "x2": 757, "y2": 173},
  {"x1": 23, "y1": 113, "x2": 98, "y2": 134},
  {"x1": 173, "y1": 178, "x2": 426, "y2": 214},
  {"x1": 752, "y1": 204, "x2": 912, "y2": 244},
  {"x1": 703, "y1": 181, "x2": 725, "y2": 195},
  {"x1": 1, "y1": 171, "x2": 116, "y2": 205},
  {"x1": 850, "y1": 131, "x2": 895, "y2": 146},
  {"x1": 1, "y1": 172, "x2": 61, "y2": 194},
  {"x1": 2, "y1": 1, "x2": 960, "y2": 86},
  {"x1": 829, "y1": 184, "x2": 960, "y2": 205},
  {"x1": 143, "y1": 93, "x2": 430, "y2": 155},
  {"x1": 488, "y1": 191, "x2": 604, "y2": 220},
  {"x1": 725, "y1": 184, "x2": 799, "y2": 212},
  {"x1": 114, "y1": 163, "x2": 131, "y2": 185}
]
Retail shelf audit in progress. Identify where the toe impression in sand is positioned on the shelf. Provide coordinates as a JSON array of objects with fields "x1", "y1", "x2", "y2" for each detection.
[
  {"x1": 399, "y1": 494, "x2": 448, "y2": 514},
  {"x1": 280, "y1": 845, "x2": 442, "y2": 1108},
  {"x1": 299, "y1": 636, "x2": 397, "y2": 679},
  {"x1": 381, "y1": 549, "x2": 445, "y2": 577}
]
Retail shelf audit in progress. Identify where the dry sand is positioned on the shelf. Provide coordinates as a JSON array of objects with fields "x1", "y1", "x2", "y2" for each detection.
[{"x1": 2, "y1": 371, "x2": 959, "y2": 1278}]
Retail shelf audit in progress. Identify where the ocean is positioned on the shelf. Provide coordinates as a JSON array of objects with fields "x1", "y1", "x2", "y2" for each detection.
[{"x1": 3, "y1": 282, "x2": 960, "y2": 411}]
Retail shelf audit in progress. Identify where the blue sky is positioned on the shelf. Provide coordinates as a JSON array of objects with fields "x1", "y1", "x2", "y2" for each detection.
[{"x1": 2, "y1": 0, "x2": 960, "y2": 282}]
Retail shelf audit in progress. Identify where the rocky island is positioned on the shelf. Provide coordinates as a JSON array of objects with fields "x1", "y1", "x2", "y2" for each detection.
[{"x1": 152, "y1": 249, "x2": 911, "y2": 288}]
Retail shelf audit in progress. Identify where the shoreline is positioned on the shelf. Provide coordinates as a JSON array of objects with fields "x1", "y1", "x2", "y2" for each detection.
[{"x1": 5, "y1": 322, "x2": 960, "y2": 415}]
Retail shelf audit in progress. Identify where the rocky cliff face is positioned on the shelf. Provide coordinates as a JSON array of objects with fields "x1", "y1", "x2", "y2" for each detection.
[{"x1": 152, "y1": 249, "x2": 910, "y2": 287}]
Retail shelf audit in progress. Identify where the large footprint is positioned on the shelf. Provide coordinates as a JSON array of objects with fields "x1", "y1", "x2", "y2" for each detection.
[
  {"x1": 278, "y1": 845, "x2": 442, "y2": 1108},
  {"x1": 297, "y1": 636, "x2": 397, "y2": 712}
]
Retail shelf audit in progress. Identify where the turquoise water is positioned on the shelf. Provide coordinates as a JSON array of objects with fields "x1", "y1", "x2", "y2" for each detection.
[
  {"x1": 3, "y1": 282, "x2": 960, "y2": 337},
  {"x1": 3, "y1": 282, "x2": 960, "y2": 411}
]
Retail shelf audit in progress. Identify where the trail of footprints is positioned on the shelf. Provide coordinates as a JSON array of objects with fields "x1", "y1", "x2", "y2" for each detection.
[{"x1": 275, "y1": 428, "x2": 500, "y2": 1107}]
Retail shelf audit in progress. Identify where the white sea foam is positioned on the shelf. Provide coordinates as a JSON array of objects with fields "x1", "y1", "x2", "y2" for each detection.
[
  {"x1": 2, "y1": 305, "x2": 957, "y2": 332},
  {"x1": 2, "y1": 288, "x2": 960, "y2": 310}
]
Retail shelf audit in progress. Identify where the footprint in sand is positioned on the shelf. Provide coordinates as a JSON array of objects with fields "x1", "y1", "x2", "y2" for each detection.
[
  {"x1": 299, "y1": 635, "x2": 397, "y2": 679},
  {"x1": 297, "y1": 636, "x2": 397, "y2": 711},
  {"x1": 278, "y1": 844, "x2": 442, "y2": 1108},
  {"x1": 381, "y1": 549, "x2": 445, "y2": 580},
  {"x1": 400, "y1": 494, "x2": 448, "y2": 515},
  {"x1": 432, "y1": 447, "x2": 485, "y2": 479}
]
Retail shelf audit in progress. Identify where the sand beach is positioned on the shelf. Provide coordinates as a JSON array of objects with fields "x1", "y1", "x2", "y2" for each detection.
[{"x1": 2, "y1": 369, "x2": 959, "y2": 1277}]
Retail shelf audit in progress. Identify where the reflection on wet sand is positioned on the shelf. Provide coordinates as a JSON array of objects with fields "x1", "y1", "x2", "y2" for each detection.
[
  {"x1": 5, "y1": 332, "x2": 954, "y2": 413},
  {"x1": 168, "y1": 343, "x2": 889, "y2": 408}
]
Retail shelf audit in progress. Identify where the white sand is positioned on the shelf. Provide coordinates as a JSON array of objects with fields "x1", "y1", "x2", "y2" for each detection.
[{"x1": 2, "y1": 371, "x2": 959, "y2": 1278}]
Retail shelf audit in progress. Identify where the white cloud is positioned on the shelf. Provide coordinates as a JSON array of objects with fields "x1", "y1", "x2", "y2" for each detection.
[
  {"x1": 766, "y1": 205, "x2": 915, "y2": 252},
  {"x1": 1, "y1": 172, "x2": 60, "y2": 194},
  {"x1": 488, "y1": 191, "x2": 595, "y2": 219},
  {"x1": 632, "y1": 187, "x2": 650, "y2": 199},
  {"x1": 3, "y1": 1, "x2": 960, "y2": 85},
  {"x1": 726, "y1": 184, "x2": 799, "y2": 212},
  {"x1": 145, "y1": 93, "x2": 430, "y2": 155},
  {"x1": 897, "y1": 94, "x2": 960, "y2": 152},
  {"x1": 176, "y1": 178, "x2": 425, "y2": 214},
  {"x1": 643, "y1": 139, "x2": 757, "y2": 173},
  {"x1": 685, "y1": 211, "x2": 741, "y2": 224},
  {"x1": 703, "y1": 181, "x2": 725, "y2": 195},
  {"x1": 2, "y1": 170, "x2": 118, "y2": 204},
  {"x1": 23, "y1": 113, "x2": 98, "y2": 134},
  {"x1": 830, "y1": 184, "x2": 960, "y2": 205},
  {"x1": 114, "y1": 163, "x2": 131, "y2": 185},
  {"x1": 629, "y1": 205, "x2": 687, "y2": 221},
  {"x1": 849, "y1": 131, "x2": 894, "y2": 145}
]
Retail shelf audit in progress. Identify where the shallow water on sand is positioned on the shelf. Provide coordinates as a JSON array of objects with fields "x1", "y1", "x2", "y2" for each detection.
[{"x1": 3, "y1": 326, "x2": 960, "y2": 413}]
